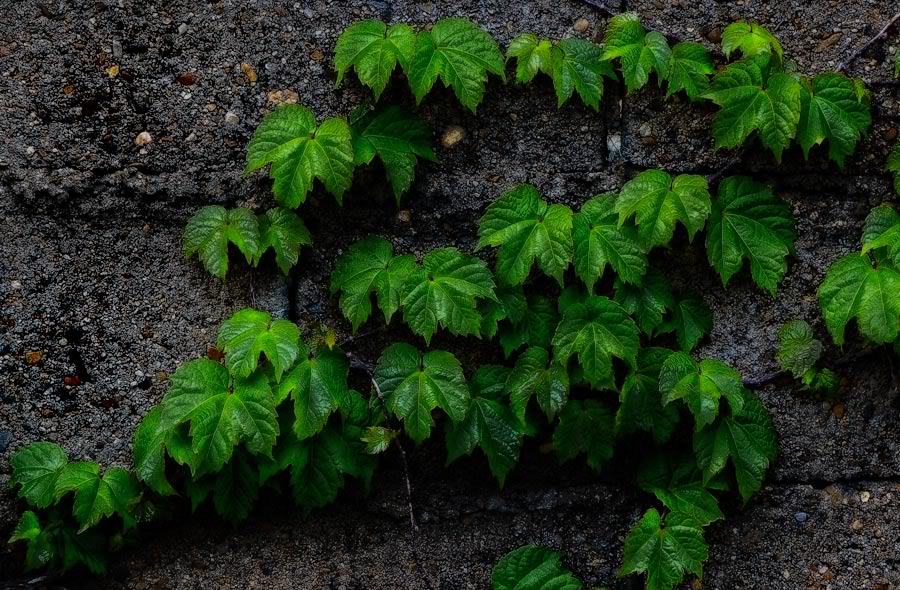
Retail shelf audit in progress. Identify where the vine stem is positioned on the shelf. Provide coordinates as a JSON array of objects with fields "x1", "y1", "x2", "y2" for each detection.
[
  {"x1": 836, "y1": 10, "x2": 900, "y2": 73},
  {"x1": 706, "y1": 148, "x2": 748, "y2": 185}
]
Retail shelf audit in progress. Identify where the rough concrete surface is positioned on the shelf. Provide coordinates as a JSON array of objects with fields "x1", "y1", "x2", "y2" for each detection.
[{"x1": 1, "y1": 0, "x2": 899, "y2": 588}]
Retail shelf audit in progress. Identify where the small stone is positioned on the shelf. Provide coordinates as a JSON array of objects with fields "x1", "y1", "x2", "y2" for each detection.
[
  {"x1": 63, "y1": 84, "x2": 75, "y2": 95},
  {"x1": 134, "y1": 131, "x2": 152, "y2": 146},
  {"x1": 25, "y1": 351, "x2": 43, "y2": 365},
  {"x1": 851, "y1": 518, "x2": 864, "y2": 531},
  {"x1": 310, "y1": 49, "x2": 324, "y2": 61},
  {"x1": 818, "y1": 565, "x2": 829, "y2": 574},
  {"x1": 441, "y1": 125, "x2": 466, "y2": 148},
  {"x1": 185, "y1": 132, "x2": 197, "y2": 142},
  {"x1": 240, "y1": 62, "x2": 257, "y2": 83},
  {"x1": 884, "y1": 127, "x2": 897, "y2": 142},
  {"x1": 832, "y1": 403, "x2": 846, "y2": 418},
  {"x1": 178, "y1": 22, "x2": 188, "y2": 35},
  {"x1": 176, "y1": 72, "x2": 197, "y2": 85},
  {"x1": 106, "y1": 65, "x2": 119, "y2": 78},
  {"x1": 638, "y1": 122, "x2": 653, "y2": 137},
  {"x1": 64, "y1": 376, "x2": 81, "y2": 386},
  {"x1": 267, "y1": 89, "x2": 299, "y2": 105},
  {"x1": 397, "y1": 210, "x2": 412, "y2": 224},
  {"x1": 10, "y1": 280, "x2": 21, "y2": 289},
  {"x1": 794, "y1": 511, "x2": 808, "y2": 523},
  {"x1": 817, "y1": 32, "x2": 843, "y2": 51},
  {"x1": 142, "y1": 223, "x2": 152, "y2": 233},
  {"x1": 860, "y1": 491, "x2": 871, "y2": 503},
  {"x1": 574, "y1": 18, "x2": 590, "y2": 33},
  {"x1": 224, "y1": 111, "x2": 240, "y2": 125},
  {"x1": 112, "y1": 40, "x2": 122, "y2": 58}
]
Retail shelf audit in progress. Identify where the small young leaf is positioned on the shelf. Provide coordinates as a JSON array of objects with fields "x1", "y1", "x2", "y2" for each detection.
[
  {"x1": 132, "y1": 406, "x2": 176, "y2": 496},
  {"x1": 861, "y1": 203, "x2": 900, "y2": 267},
  {"x1": 617, "y1": 347, "x2": 680, "y2": 443},
  {"x1": 660, "y1": 293, "x2": 714, "y2": 352},
  {"x1": 54, "y1": 462, "x2": 140, "y2": 532},
  {"x1": 776, "y1": 320, "x2": 823, "y2": 379},
  {"x1": 552, "y1": 296, "x2": 640, "y2": 390},
  {"x1": 507, "y1": 347, "x2": 569, "y2": 421},
  {"x1": 183, "y1": 206, "x2": 260, "y2": 279},
  {"x1": 255, "y1": 207, "x2": 312, "y2": 274},
  {"x1": 614, "y1": 268, "x2": 675, "y2": 336},
  {"x1": 551, "y1": 38, "x2": 615, "y2": 110},
  {"x1": 10, "y1": 442, "x2": 69, "y2": 509},
  {"x1": 491, "y1": 545, "x2": 583, "y2": 590},
  {"x1": 721, "y1": 21, "x2": 783, "y2": 60},
  {"x1": 665, "y1": 42, "x2": 714, "y2": 100},
  {"x1": 573, "y1": 194, "x2": 648, "y2": 289},
  {"x1": 888, "y1": 142, "x2": 900, "y2": 195},
  {"x1": 8, "y1": 511, "x2": 53, "y2": 572},
  {"x1": 407, "y1": 18, "x2": 505, "y2": 112},
  {"x1": 507, "y1": 33, "x2": 553, "y2": 83},
  {"x1": 619, "y1": 508, "x2": 708, "y2": 590},
  {"x1": 638, "y1": 455, "x2": 725, "y2": 527},
  {"x1": 478, "y1": 184, "x2": 574, "y2": 286},
  {"x1": 334, "y1": 20, "x2": 417, "y2": 98},
  {"x1": 245, "y1": 104, "x2": 355, "y2": 207},
  {"x1": 374, "y1": 343, "x2": 469, "y2": 443},
  {"x1": 659, "y1": 352, "x2": 746, "y2": 430},
  {"x1": 481, "y1": 285, "x2": 528, "y2": 339},
  {"x1": 498, "y1": 295, "x2": 560, "y2": 358},
  {"x1": 601, "y1": 12, "x2": 671, "y2": 93},
  {"x1": 361, "y1": 426, "x2": 398, "y2": 455},
  {"x1": 615, "y1": 170, "x2": 711, "y2": 249},
  {"x1": 218, "y1": 308, "x2": 301, "y2": 381},
  {"x1": 797, "y1": 73, "x2": 871, "y2": 167},
  {"x1": 401, "y1": 247, "x2": 497, "y2": 344},
  {"x1": 705, "y1": 176, "x2": 795, "y2": 295},
  {"x1": 276, "y1": 343, "x2": 350, "y2": 439},
  {"x1": 553, "y1": 400, "x2": 615, "y2": 472},
  {"x1": 351, "y1": 105, "x2": 437, "y2": 204}
]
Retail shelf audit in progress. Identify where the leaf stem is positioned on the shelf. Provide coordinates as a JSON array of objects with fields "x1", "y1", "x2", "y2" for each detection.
[{"x1": 836, "y1": 10, "x2": 900, "y2": 73}]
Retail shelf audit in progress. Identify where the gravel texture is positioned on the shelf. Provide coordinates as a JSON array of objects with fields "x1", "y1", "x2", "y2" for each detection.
[{"x1": 1, "y1": 0, "x2": 900, "y2": 588}]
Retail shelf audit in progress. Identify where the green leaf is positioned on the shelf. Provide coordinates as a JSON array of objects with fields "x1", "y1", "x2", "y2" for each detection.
[
  {"x1": 888, "y1": 142, "x2": 900, "y2": 195},
  {"x1": 183, "y1": 206, "x2": 260, "y2": 279},
  {"x1": 665, "y1": 42, "x2": 714, "y2": 100},
  {"x1": 617, "y1": 347, "x2": 680, "y2": 443},
  {"x1": 401, "y1": 247, "x2": 497, "y2": 344},
  {"x1": 638, "y1": 455, "x2": 725, "y2": 527},
  {"x1": 659, "y1": 352, "x2": 746, "y2": 430},
  {"x1": 245, "y1": 104, "x2": 355, "y2": 207},
  {"x1": 551, "y1": 38, "x2": 615, "y2": 110},
  {"x1": 478, "y1": 184, "x2": 574, "y2": 286},
  {"x1": 574, "y1": 194, "x2": 648, "y2": 289},
  {"x1": 275, "y1": 344, "x2": 350, "y2": 439},
  {"x1": 334, "y1": 20, "x2": 417, "y2": 98},
  {"x1": 660, "y1": 293, "x2": 714, "y2": 352},
  {"x1": 704, "y1": 54, "x2": 801, "y2": 161},
  {"x1": 331, "y1": 236, "x2": 417, "y2": 332},
  {"x1": 861, "y1": 203, "x2": 900, "y2": 268},
  {"x1": 776, "y1": 320, "x2": 823, "y2": 379},
  {"x1": 507, "y1": 33, "x2": 553, "y2": 83},
  {"x1": 159, "y1": 359, "x2": 279, "y2": 476},
  {"x1": 254, "y1": 207, "x2": 312, "y2": 275},
  {"x1": 446, "y1": 366, "x2": 523, "y2": 485},
  {"x1": 10, "y1": 442, "x2": 68, "y2": 509},
  {"x1": 481, "y1": 285, "x2": 527, "y2": 339},
  {"x1": 374, "y1": 343, "x2": 469, "y2": 443},
  {"x1": 507, "y1": 347, "x2": 569, "y2": 422},
  {"x1": 498, "y1": 294, "x2": 559, "y2": 358},
  {"x1": 407, "y1": 18, "x2": 505, "y2": 112},
  {"x1": 132, "y1": 406, "x2": 176, "y2": 496},
  {"x1": 705, "y1": 175, "x2": 795, "y2": 295},
  {"x1": 361, "y1": 426, "x2": 398, "y2": 455},
  {"x1": 797, "y1": 73, "x2": 872, "y2": 167},
  {"x1": 553, "y1": 400, "x2": 615, "y2": 472},
  {"x1": 817, "y1": 253, "x2": 900, "y2": 345},
  {"x1": 721, "y1": 21, "x2": 783, "y2": 60},
  {"x1": 602, "y1": 12, "x2": 671, "y2": 93},
  {"x1": 218, "y1": 308, "x2": 301, "y2": 381},
  {"x1": 552, "y1": 296, "x2": 640, "y2": 390},
  {"x1": 618, "y1": 508, "x2": 708, "y2": 590},
  {"x1": 8, "y1": 511, "x2": 54, "y2": 572},
  {"x1": 54, "y1": 462, "x2": 139, "y2": 532},
  {"x1": 615, "y1": 170, "x2": 711, "y2": 249},
  {"x1": 9, "y1": 510, "x2": 42, "y2": 544},
  {"x1": 491, "y1": 545, "x2": 583, "y2": 590},
  {"x1": 614, "y1": 268, "x2": 675, "y2": 336},
  {"x1": 351, "y1": 105, "x2": 436, "y2": 204},
  {"x1": 693, "y1": 388, "x2": 778, "y2": 502},
  {"x1": 212, "y1": 452, "x2": 258, "y2": 524},
  {"x1": 803, "y1": 367, "x2": 840, "y2": 393}
]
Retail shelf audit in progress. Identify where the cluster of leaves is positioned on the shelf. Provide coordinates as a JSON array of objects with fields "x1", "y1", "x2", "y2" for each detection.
[{"x1": 775, "y1": 320, "x2": 838, "y2": 393}]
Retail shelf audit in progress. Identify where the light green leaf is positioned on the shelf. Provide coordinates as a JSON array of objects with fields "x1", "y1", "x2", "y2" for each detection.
[
  {"x1": 334, "y1": 20, "x2": 417, "y2": 98},
  {"x1": 478, "y1": 184, "x2": 574, "y2": 286},
  {"x1": 721, "y1": 21, "x2": 783, "y2": 60},
  {"x1": 618, "y1": 508, "x2": 708, "y2": 590},
  {"x1": 551, "y1": 38, "x2": 615, "y2": 110},
  {"x1": 245, "y1": 104, "x2": 355, "y2": 207},
  {"x1": 705, "y1": 175, "x2": 795, "y2": 295},
  {"x1": 507, "y1": 33, "x2": 553, "y2": 83},
  {"x1": 9, "y1": 511, "x2": 53, "y2": 572},
  {"x1": 602, "y1": 12, "x2": 671, "y2": 93},
  {"x1": 861, "y1": 204, "x2": 900, "y2": 268},
  {"x1": 614, "y1": 268, "x2": 675, "y2": 336},
  {"x1": 132, "y1": 406, "x2": 176, "y2": 496},
  {"x1": 275, "y1": 343, "x2": 350, "y2": 439},
  {"x1": 254, "y1": 207, "x2": 312, "y2": 275},
  {"x1": 491, "y1": 545, "x2": 583, "y2": 590},
  {"x1": 659, "y1": 352, "x2": 746, "y2": 430},
  {"x1": 665, "y1": 42, "x2": 714, "y2": 100},
  {"x1": 553, "y1": 400, "x2": 615, "y2": 472},
  {"x1": 218, "y1": 308, "x2": 301, "y2": 381},
  {"x1": 797, "y1": 73, "x2": 871, "y2": 167},
  {"x1": 574, "y1": 194, "x2": 648, "y2": 290},
  {"x1": 776, "y1": 320, "x2": 823, "y2": 379},
  {"x1": 9, "y1": 442, "x2": 69, "y2": 509},
  {"x1": 54, "y1": 463, "x2": 140, "y2": 532},
  {"x1": 183, "y1": 206, "x2": 260, "y2": 279},
  {"x1": 361, "y1": 426, "x2": 398, "y2": 455},
  {"x1": 507, "y1": 347, "x2": 569, "y2": 422},
  {"x1": 617, "y1": 347, "x2": 680, "y2": 443},
  {"x1": 498, "y1": 295, "x2": 560, "y2": 358}
]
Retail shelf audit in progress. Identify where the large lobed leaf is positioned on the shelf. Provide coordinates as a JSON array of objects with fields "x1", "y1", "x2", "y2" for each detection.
[
  {"x1": 217, "y1": 308, "x2": 301, "y2": 381},
  {"x1": 797, "y1": 73, "x2": 871, "y2": 167},
  {"x1": 183, "y1": 206, "x2": 260, "y2": 279},
  {"x1": 776, "y1": 320, "x2": 823, "y2": 379},
  {"x1": 254, "y1": 207, "x2": 312, "y2": 275},
  {"x1": 334, "y1": 20, "x2": 417, "y2": 98},
  {"x1": 601, "y1": 12, "x2": 671, "y2": 93},
  {"x1": 491, "y1": 545, "x2": 583, "y2": 590},
  {"x1": 553, "y1": 399, "x2": 616, "y2": 472},
  {"x1": 659, "y1": 352, "x2": 746, "y2": 430},
  {"x1": 619, "y1": 509, "x2": 708, "y2": 590},
  {"x1": 9, "y1": 442, "x2": 69, "y2": 509},
  {"x1": 573, "y1": 194, "x2": 647, "y2": 289}
]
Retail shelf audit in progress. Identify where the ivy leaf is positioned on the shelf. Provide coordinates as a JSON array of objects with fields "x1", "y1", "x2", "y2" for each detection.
[
  {"x1": 407, "y1": 18, "x2": 505, "y2": 112},
  {"x1": 211, "y1": 452, "x2": 258, "y2": 524},
  {"x1": 618, "y1": 508, "x2": 708, "y2": 590},
  {"x1": 659, "y1": 352, "x2": 746, "y2": 430},
  {"x1": 861, "y1": 203, "x2": 900, "y2": 268},
  {"x1": 361, "y1": 426, "x2": 398, "y2": 455},
  {"x1": 797, "y1": 73, "x2": 872, "y2": 167},
  {"x1": 159, "y1": 359, "x2": 279, "y2": 476},
  {"x1": 617, "y1": 348, "x2": 680, "y2": 444},
  {"x1": 254, "y1": 208, "x2": 312, "y2": 275},
  {"x1": 705, "y1": 175, "x2": 795, "y2": 295},
  {"x1": 331, "y1": 236, "x2": 417, "y2": 332},
  {"x1": 478, "y1": 184, "x2": 574, "y2": 286},
  {"x1": 245, "y1": 104, "x2": 355, "y2": 207},
  {"x1": 817, "y1": 253, "x2": 900, "y2": 345},
  {"x1": 498, "y1": 295, "x2": 560, "y2": 358},
  {"x1": 704, "y1": 54, "x2": 802, "y2": 161},
  {"x1": 351, "y1": 105, "x2": 437, "y2": 204},
  {"x1": 887, "y1": 142, "x2": 900, "y2": 195},
  {"x1": 507, "y1": 33, "x2": 553, "y2": 83},
  {"x1": 9, "y1": 511, "x2": 55, "y2": 573},
  {"x1": 721, "y1": 21, "x2": 783, "y2": 60},
  {"x1": 9, "y1": 442, "x2": 69, "y2": 509},
  {"x1": 614, "y1": 268, "x2": 675, "y2": 336},
  {"x1": 601, "y1": 12, "x2": 671, "y2": 93},
  {"x1": 552, "y1": 296, "x2": 640, "y2": 390},
  {"x1": 776, "y1": 320, "x2": 823, "y2": 379},
  {"x1": 401, "y1": 247, "x2": 497, "y2": 344},
  {"x1": 638, "y1": 455, "x2": 725, "y2": 527},
  {"x1": 574, "y1": 194, "x2": 648, "y2": 290},
  {"x1": 658, "y1": 293, "x2": 714, "y2": 352},
  {"x1": 275, "y1": 343, "x2": 350, "y2": 439},
  {"x1": 446, "y1": 366, "x2": 523, "y2": 485},
  {"x1": 374, "y1": 343, "x2": 469, "y2": 443},
  {"x1": 553, "y1": 400, "x2": 615, "y2": 472},
  {"x1": 132, "y1": 407, "x2": 176, "y2": 496},
  {"x1": 183, "y1": 206, "x2": 260, "y2": 279},
  {"x1": 551, "y1": 38, "x2": 615, "y2": 110},
  {"x1": 491, "y1": 545, "x2": 583, "y2": 590},
  {"x1": 218, "y1": 308, "x2": 301, "y2": 382},
  {"x1": 334, "y1": 20, "x2": 417, "y2": 98},
  {"x1": 665, "y1": 42, "x2": 714, "y2": 100},
  {"x1": 481, "y1": 285, "x2": 528, "y2": 339},
  {"x1": 693, "y1": 389, "x2": 778, "y2": 502},
  {"x1": 615, "y1": 170, "x2": 711, "y2": 249},
  {"x1": 54, "y1": 462, "x2": 139, "y2": 532},
  {"x1": 507, "y1": 347, "x2": 569, "y2": 422}
]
